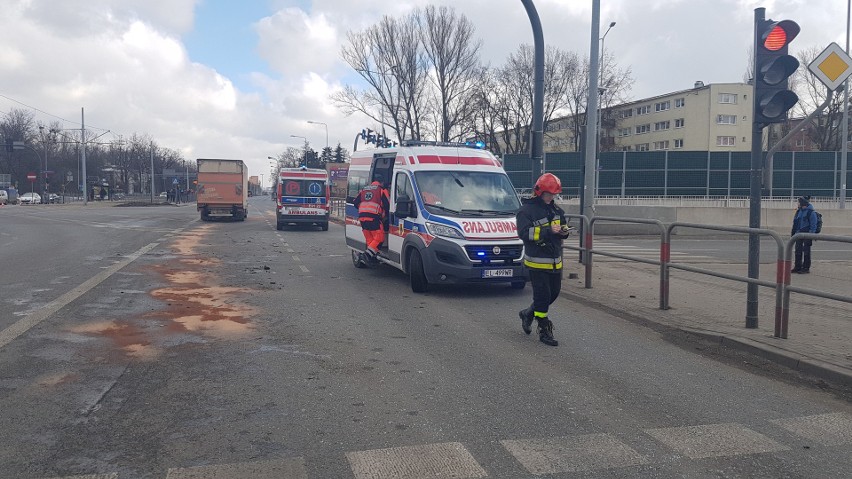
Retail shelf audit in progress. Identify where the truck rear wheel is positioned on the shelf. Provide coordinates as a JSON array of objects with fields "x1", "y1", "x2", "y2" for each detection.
[
  {"x1": 320, "y1": 222, "x2": 329, "y2": 231},
  {"x1": 408, "y1": 249, "x2": 428, "y2": 293},
  {"x1": 200, "y1": 208, "x2": 210, "y2": 221}
]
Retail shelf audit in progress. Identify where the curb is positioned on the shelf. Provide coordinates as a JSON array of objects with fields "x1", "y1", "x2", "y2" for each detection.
[{"x1": 558, "y1": 288, "x2": 852, "y2": 389}]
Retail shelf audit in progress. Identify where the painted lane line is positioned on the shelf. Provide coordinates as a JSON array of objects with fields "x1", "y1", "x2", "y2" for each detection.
[
  {"x1": 292, "y1": 256, "x2": 301, "y2": 262},
  {"x1": 0, "y1": 242, "x2": 159, "y2": 350},
  {"x1": 299, "y1": 265, "x2": 309, "y2": 273},
  {"x1": 166, "y1": 457, "x2": 307, "y2": 479}
]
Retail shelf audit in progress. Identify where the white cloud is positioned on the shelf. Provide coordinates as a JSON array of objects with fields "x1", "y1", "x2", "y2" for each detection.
[{"x1": 0, "y1": 0, "x2": 848, "y2": 181}]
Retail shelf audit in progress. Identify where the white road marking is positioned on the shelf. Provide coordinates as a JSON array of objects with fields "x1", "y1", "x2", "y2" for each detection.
[
  {"x1": 645, "y1": 423, "x2": 789, "y2": 459},
  {"x1": 0, "y1": 242, "x2": 159, "y2": 350},
  {"x1": 346, "y1": 442, "x2": 487, "y2": 479},
  {"x1": 770, "y1": 412, "x2": 852, "y2": 446},
  {"x1": 42, "y1": 475, "x2": 117, "y2": 479},
  {"x1": 502, "y1": 433, "x2": 648, "y2": 474},
  {"x1": 299, "y1": 265, "x2": 309, "y2": 273},
  {"x1": 166, "y1": 457, "x2": 307, "y2": 479},
  {"x1": 292, "y1": 256, "x2": 300, "y2": 262}
]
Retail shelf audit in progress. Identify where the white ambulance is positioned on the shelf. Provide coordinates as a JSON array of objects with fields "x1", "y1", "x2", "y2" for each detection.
[
  {"x1": 276, "y1": 167, "x2": 330, "y2": 231},
  {"x1": 345, "y1": 141, "x2": 527, "y2": 292}
]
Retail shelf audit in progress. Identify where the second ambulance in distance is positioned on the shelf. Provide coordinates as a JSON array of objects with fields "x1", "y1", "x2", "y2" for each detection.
[
  {"x1": 345, "y1": 141, "x2": 527, "y2": 292},
  {"x1": 276, "y1": 167, "x2": 330, "y2": 230}
]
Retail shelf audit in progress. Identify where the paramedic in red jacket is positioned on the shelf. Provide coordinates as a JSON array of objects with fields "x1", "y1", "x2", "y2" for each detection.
[{"x1": 353, "y1": 177, "x2": 390, "y2": 263}]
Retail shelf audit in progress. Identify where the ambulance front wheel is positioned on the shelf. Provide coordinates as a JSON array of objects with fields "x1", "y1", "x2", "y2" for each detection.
[
  {"x1": 320, "y1": 222, "x2": 329, "y2": 231},
  {"x1": 408, "y1": 250, "x2": 428, "y2": 293}
]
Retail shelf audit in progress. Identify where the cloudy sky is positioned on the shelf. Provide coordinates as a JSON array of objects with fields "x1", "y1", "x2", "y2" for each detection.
[{"x1": 0, "y1": 0, "x2": 847, "y2": 185}]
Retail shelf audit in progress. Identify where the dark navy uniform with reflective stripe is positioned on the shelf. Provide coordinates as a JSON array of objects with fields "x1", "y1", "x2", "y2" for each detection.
[
  {"x1": 516, "y1": 195, "x2": 569, "y2": 318},
  {"x1": 516, "y1": 196, "x2": 567, "y2": 270}
]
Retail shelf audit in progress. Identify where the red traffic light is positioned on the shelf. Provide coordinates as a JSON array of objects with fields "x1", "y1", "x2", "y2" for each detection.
[
  {"x1": 761, "y1": 20, "x2": 800, "y2": 52},
  {"x1": 764, "y1": 26, "x2": 786, "y2": 51}
]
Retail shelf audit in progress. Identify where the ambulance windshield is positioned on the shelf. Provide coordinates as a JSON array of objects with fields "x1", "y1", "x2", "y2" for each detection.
[
  {"x1": 281, "y1": 179, "x2": 325, "y2": 198},
  {"x1": 413, "y1": 171, "x2": 520, "y2": 217}
]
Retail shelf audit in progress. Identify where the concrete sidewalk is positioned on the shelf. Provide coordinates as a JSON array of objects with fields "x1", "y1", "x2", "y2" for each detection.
[{"x1": 559, "y1": 252, "x2": 852, "y2": 387}]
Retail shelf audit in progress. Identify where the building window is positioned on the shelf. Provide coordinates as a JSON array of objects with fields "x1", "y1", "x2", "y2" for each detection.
[
  {"x1": 636, "y1": 143, "x2": 650, "y2": 152},
  {"x1": 718, "y1": 93, "x2": 738, "y2": 104},
  {"x1": 717, "y1": 136, "x2": 736, "y2": 147},
  {"x1": 653, "y1": 140, "x2": 670, "y2": 150},
  {"x1": 636, "y1": 105, "x2": 651, "y2": 115},
  {"x1": 635, "y1": 124, "x2": 651, "y2": 134},
  {"x1": 717, "y1": 114, "x2": 737, "y2": 125},
  {"x1": 621, "y1": 146, "x2": 633, "y2": 151},
  {"x1": 655, "y1": 101, "x2": 671, "y2": 112},
  {"x1": 654, "y1": 121, "x2": 671, "y2": 131},
  {"x1": 620, "y1": 109, "x2": 634, "y2": 119},
  {"x1": 617, "y1": 128, "x2": 631, "y2": 137},
  {"x1": 674, "y1": 139, "x2": 684, "y2": 149},
  {"x1": 795, "y1": 138, "x2": 806, "y2": 147},
  {"x1": 675, "y1": 98, "x2": 685, "y2": 108},
  {"x1": 675, "y1": 118, "x2": 685, "y2": 128}
]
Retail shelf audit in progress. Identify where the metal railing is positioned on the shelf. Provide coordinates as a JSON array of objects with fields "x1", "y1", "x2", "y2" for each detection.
[
  {"x1": 779, "y1": 233, "x2": 852, "y2": 338},
  {"x1": 563, "y1": 216, "x2": 850, "y2": 339},
  {"x1": 665, "y1": 223, "x2": 786, "y2": 334}
]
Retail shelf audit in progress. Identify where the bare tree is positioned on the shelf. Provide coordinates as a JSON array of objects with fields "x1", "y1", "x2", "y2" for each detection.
[
  {"x1": 417, "y1": 5, "x2": 482, "y2": 142},
  {"x1": 791, "y1": 46, "x2": 845, "y2": 150},
  {"x1": 335, "y1": 14, "x2": 429, "y2": 143}
]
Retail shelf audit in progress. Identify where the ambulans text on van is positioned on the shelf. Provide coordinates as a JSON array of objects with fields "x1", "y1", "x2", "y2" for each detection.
[{"x1": 345, "y1": 141, "x2": 527, "y2": 292}]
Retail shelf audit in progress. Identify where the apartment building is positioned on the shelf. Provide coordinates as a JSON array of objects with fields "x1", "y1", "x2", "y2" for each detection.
[
  {"x1": 609, "y1": 82, "x2": 753, "y2": 152},
  {"x1": 534, "y1": 82, "x2": 756, "y2": 153}
]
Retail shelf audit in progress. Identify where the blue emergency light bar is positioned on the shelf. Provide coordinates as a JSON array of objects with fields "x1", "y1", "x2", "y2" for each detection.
[{"x1": 400, "y1": 140, "x2": 486, "y2": 149}]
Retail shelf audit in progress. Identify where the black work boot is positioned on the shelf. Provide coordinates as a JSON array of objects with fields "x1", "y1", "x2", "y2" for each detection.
[
  {"x1": 518, "y1": 308, "x2": 534, "y2": 335},
  {"x1": 537, "y1": 318, "x2": 559, "y2": 347}
]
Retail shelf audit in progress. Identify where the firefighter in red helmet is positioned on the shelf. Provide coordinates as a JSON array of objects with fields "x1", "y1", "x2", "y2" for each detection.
[
  {"x1": 515, "y1": 173, "x2": 571, "y2": 346},
  {"x1": 353, "y1": 175, "x2": 390, "y2": 265}
]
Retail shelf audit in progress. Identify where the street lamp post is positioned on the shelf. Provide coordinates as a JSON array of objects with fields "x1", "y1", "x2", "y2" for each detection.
[
  {"x1": 596, "y1": 21, "x2": 616, "y2": 199},
  {"x1": 290, "y1": 135, "x2": 308, "y2": 166},
  {"x1": 307, "y1": 120, "x2": 328, "y2": 149},
  {"x1": 39, "y1": 126, "x2": 51, "y2": 202}
]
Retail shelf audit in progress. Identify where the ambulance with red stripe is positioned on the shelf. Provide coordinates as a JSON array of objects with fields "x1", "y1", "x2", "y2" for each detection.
[
  {"x1": 345, "y1": 141, "x2": 527, "y2": 292},
  {"x1": 276, "y1": 167, "x2": 330, "y2": 231}
]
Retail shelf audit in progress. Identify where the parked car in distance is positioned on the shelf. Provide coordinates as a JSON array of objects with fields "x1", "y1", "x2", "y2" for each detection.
[
  {"x1": 0, "y1": 190, "x2": 7, "y2": 205},
  {"x1": 159, "y1": 192, "x2": 167, "y2": 198},
  {"x1": 47, "y1": 193, "x2": 60, "y2": 203},
  {"x1": 19, "y1": 192, "x2": 42, "y2": 204}
]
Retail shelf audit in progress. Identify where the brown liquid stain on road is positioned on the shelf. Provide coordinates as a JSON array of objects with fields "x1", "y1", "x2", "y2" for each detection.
[{"x1": 73, "y1": 223, "x2": 257, "y2": 360}]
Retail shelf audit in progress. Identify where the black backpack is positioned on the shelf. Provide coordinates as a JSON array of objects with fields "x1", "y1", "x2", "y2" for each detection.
[{"x1": 814, "y1": 211, "x2": 823, "y2": 234}]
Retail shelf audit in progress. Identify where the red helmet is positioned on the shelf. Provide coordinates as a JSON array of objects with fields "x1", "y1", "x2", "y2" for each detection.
[{"x1": 533, "y1": 173, "x2": 562, "y2": 196}]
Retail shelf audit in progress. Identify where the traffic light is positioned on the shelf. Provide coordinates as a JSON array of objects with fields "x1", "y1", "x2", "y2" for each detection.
[
  {"x1": 754, "y1": 19, "x2": 800, "y2": 125},
  {"x1": 376, "y1": 134, "x2": 384, "y2": 147}
]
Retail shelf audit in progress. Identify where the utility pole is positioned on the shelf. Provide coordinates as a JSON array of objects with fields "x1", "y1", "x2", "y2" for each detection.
[{"x1": 81, "y1": 108, "x2": 88, "y2": 205}]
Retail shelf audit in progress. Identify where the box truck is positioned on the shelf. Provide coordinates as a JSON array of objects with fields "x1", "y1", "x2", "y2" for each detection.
[{"x1": 196, "y1": 159, "x2": 248, "y2": 221}]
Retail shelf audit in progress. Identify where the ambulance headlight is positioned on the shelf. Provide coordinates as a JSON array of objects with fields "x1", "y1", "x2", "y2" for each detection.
[{"x1": 426, "y1": 222, "x2": 465, "y2": 239}]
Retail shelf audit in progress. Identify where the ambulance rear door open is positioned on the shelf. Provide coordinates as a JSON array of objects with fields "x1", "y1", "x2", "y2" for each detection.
[{"x1": 344, "y1": 151, "x2": 397, "y2": 256}]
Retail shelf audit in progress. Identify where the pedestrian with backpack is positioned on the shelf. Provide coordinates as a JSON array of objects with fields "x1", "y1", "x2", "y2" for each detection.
[{"x1": 791, "y1": 196, "x2": 818, "y2": 274}]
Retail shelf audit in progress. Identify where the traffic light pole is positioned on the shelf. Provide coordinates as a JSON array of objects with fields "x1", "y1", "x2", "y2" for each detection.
[{"x1": 746, "y1": 8, "x2": 766, "y2": 329}]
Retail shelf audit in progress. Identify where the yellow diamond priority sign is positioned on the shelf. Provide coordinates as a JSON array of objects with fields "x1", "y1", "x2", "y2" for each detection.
[{"x1": 808, "y1": 42, "x2": 852, "y2": 91}]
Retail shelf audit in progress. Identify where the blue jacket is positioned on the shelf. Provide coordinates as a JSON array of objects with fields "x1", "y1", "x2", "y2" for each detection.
[{"x1": 791, "y1": 204, "x2": 817, "y2": 235}]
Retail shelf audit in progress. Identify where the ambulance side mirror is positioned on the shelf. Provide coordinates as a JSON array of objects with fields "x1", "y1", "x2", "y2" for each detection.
[{"x1": 395, "y1": 195, "x2": 416, "y2": 219}]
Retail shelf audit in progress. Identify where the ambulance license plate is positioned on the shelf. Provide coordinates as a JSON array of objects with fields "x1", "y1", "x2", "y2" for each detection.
[{"x1": 482, "y1": 268, "x2": 513, "y2": 278}]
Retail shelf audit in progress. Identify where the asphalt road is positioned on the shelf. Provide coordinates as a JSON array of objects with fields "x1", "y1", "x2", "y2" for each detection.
[{"x1": 0, "y1": 199, "x2": 850, "y2": 478}]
